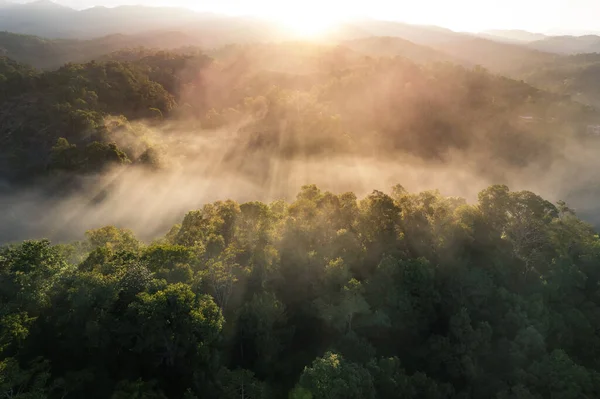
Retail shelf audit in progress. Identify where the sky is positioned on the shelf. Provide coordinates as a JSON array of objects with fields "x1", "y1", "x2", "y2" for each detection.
[{"x1": 34, "y1": 0, "x2": 600, "y2": 34}]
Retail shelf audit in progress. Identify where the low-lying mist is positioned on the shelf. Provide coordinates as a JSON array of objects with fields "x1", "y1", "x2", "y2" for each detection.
[
  {"x1": 3, "y1": 43, "x2": 600, "y2": 245},
  {"x1": 2, "y1": 115, "x2": 600, "y2": 245}
]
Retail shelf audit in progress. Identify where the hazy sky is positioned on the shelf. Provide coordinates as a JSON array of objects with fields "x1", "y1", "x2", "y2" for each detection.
[{"x1": 43, "y1": 0, "x2": 600, "y2": 33}]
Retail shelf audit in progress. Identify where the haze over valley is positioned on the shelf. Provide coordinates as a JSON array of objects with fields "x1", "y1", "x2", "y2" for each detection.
[{"x1": 3, "y1": 1, "x2": 600, "y2": 241}]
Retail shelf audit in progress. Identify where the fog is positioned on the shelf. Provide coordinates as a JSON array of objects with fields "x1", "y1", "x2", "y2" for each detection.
[
  {"x1": 1, "y1": 112, "x2": 600, "y2": 245},
  {"x1": 2, "y1": 40, "x2": 600, "y2": 245}
]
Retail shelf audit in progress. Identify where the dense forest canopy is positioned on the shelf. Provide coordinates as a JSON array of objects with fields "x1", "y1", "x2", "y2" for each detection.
[
  {"x1": 0, "y1": 50, "x2": 212, "y2": 182},
  {"x1": 2, "y1": 185, "x2": 600, "y2": 398}
]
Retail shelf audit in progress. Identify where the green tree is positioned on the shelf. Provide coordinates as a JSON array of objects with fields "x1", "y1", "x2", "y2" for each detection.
[
  {"x1": 85, "y1": 226, "x2": 141, "y2": 253},
  {"x1": 124, "y1": 284, "x2": 223, "y2": 369},
  {"x1": 292, "y1": 352, "x2": 375, "y2": 399},
  {"x1": 217, "y1": 368, "x2": 267, "y2": 399}
]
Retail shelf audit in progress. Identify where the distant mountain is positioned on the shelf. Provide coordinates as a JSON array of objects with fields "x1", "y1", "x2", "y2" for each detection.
[
  {"x1": 528, "y1": 35, "x2": 600, "y2": 54},
  {"x1": 334, "y1": 33, "x2": 558, "y2": 77},
  {"x1": 480, "y1": 29, "x2": 547, "y2": 43},
  {"x1": 517, "y1": 53, "x2": 600, "y2": 107},
  {"x1": 0, "y1": 3, "x2": 571, "y2": 78},
  {"x1": 78, "y1": 5, "x2": 201, "y2": 37},
  {"x1": 0, "y1": 2, "x2": 207, "y2": 38},
  {"x1": 2, "y1": 0, "x2": 600, "y2": 67},
  {"x1": 0, "y1": 22, "x2": 559, "y2": 79},
  {"x1": 315, "y1": 24, "x2": 374, "y2": 42},
  {"x1": 326, "y1": 23, "x2": 561, "y2": 76},
  {"x1": 0, "y1": 4, "x2": 478, "y2": 46},
  {"x1": 426, "y1": 37, "x2": 558, "y2": 74},
  {"x1": 0, "y1": 31, "x2": 203, "y2": 69},
  {"x1": 545, "y1": 28, "x2": 600, "y2": 36},
  {"x1": 345, "y1": 19, "x2": 470, "y2": 45},
  {"x1": 342, "y1": 36, "x2": 457, "y2": 64},
  {"x1": 15, "y1": 0, "x2": 69, "y2": 10}
]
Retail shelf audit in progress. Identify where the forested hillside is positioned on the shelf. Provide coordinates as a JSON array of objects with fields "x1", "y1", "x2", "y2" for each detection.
[
  {"x1": 0, "y1": 50, "x2": 210, "y2": 182},
  {"x1": 0, "y1": 2, "x2": 472, "y2": 43},
  {"x1": 519, "y1": 53, "x2": 600, "y2": 107},
  {"x1": 2, "y1": 185, "x2": 600, "y2": 398},
  {"x1": 480, "y1": 30, "x2": 548, "y2": 44},
  {"x1": 0, "y1": 24, "x2": 597, "y2": 109},
  {"x1": 425, "y1": 37, "x2": 557, "y2": 75},
  {"x1": 0, "y1": 31, "x2": 202, "y2": 69},
  {"x1": 0, "y1": 42, "x2": 596, "y2": 187},
  {"x1": 342, "y1": 37, "x2": 454, "y2": 64},
  {"x1": 528, "y1": 35, "x2": 600, "y2": 55},
  {"x1": 0, "y1": 1, "x2": 202, "y2": 39}
]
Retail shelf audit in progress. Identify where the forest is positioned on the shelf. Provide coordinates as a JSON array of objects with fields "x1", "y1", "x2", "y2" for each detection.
[
  {"x1": 3, "y1": 184, "x2": 600, "y2": 399},
  {"x1": 1, "y1": 41, "x2": 598, "y2": 186},
  {"x1": 3, "y1": 5, "x2": 600, "y2": 398}
]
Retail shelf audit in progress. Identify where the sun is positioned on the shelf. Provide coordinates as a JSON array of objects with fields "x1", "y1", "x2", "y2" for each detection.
[
  {"x1": 277, "y1": 13, "x2": 339, "y2": 37},
  {"x1": 258, "y1": 2, "x2": 346, "y2": 38},
  {"x1": 190, "y1": 0, "x2": 352, "y2": 37}
]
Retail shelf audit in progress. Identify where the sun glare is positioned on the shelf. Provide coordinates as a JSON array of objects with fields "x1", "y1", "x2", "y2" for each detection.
[
  {"x1": 184, "y1": 0, "x2": 567, "y2": 34},
  {"x1": 277, "y1": 13, "x2": 339, "y2": 37},
  {"x1": 242, "y1": 2, "x2": 348, "y2": 37}
]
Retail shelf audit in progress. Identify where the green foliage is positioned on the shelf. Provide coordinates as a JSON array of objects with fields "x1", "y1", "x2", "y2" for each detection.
[
  {"x1": 5, "y1": 27, "x2": 600, "y2": 399},
  {"x1": 110, "y1": 379, "x2": 167, "y2": 399},
  {"x1": 125, "y1": 283, "x2": 223, "y2": 366},
  {"x1": 85, "y1": 226, "x2": 141, "y2": 253},
  {"x1": 217, "y1": 368, "x2": 267, "y2": 399},
  {"x1": 294, "y1": 352, "x2": 375, "y2": 399},
  {"x1": 367, "y1": 357, "x2": 451, "y2": 399},
  {"x1": 0, "y1": 357, "x2": 51, "y2": 399},
  {"x1": 2, "y1": 186, "x2": 600, "y2": 398},
  {"x1": 82, "y1": 142, "x2": 131, "y2": 171},
  {"x1": 2, "y1": 41, "x2": 598, "y2": 188},
  {"x1": 521, "y1": 56, "x2": 600, "y2": 107},
  {"x1": 0, "y1": 53, "x2": 192, "y2": 181}
]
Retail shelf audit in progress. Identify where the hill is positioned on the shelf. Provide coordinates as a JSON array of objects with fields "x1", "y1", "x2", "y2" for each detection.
[
  {"x1": 342, "y1": 37, "x2": 456, "y2": 64},
  {"x1": 344, "y1": 19, "x2": 470, "y2": 45},
  {"x1": 0, "y1": 3, "x2": 497, "y2": 47},
  {"x1": 0, "y1": 42, "x2": 597, "y2": 192},
  {"x1": 337, "y1": 35, "x2": 558, "y2": 75},
  {"x1": 0, "y1": 29, "x2": 556, "y2": 81},
  {"x1": 528, "y1": 35, "x2": 600, "y2": 54},
  {"x1": 481, "y1": 29, "x2": 547, "y2": 43},
  {"x1": 519, "y1": 53, "x2": 600, "y2": 107},
  {"x1": 426, "y1": 37, "x2": 558, "y2": 74},
  {"x1": 0, "y1": 51, "x2": 211, "y2": 182},
  {"x1": 0, "y1": 0, "x2": 77, "y2": 37},
  {"x1": 0, "y1": 2, "x2": 294, "y2": 42},
  {"x1": 0, "y1": 30, "x2": 202, "y2": 69},
  {"x1": 0, "y1": 4, "x2": 567, "y2": 78}
]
